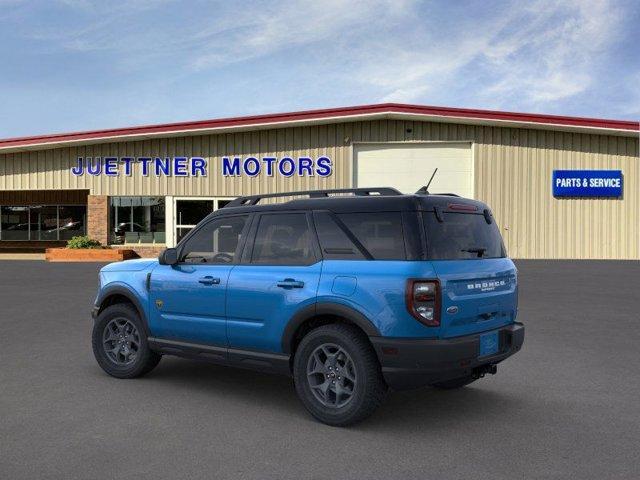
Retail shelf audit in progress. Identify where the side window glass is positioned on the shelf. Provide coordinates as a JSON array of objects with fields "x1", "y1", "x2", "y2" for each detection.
[
  {"x1": 337, "y1": 212, "x2": 406, "y2": 260},
  {"x1": 181, "y1": 215, "x2": 248, "y2": 264},
  {"x1": 251, "y1": 213, "x2": 315, "y2": 265},
  {"x1": 313, "y1": 212, "x2": 365, "y2": 260}
]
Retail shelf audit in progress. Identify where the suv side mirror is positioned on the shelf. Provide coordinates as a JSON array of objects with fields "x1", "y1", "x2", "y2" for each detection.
[{"x1": 159, "y1": 248, "x2": 178, "y2": 266}]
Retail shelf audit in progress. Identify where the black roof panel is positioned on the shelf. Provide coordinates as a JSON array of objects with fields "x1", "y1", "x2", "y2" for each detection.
[{"x1": 213, "y1": 189, "x2": 490, "y2": 217}]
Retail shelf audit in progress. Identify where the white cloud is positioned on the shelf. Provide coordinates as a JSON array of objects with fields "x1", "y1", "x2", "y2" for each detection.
[
  {"x1": 480, "y1": 0, "x2": 623, "y2": 106},
  {"x1": 189, "y1": 0, "x2": 414, "y2": 70},
  {"x1": 6, "y1": 0, "x2": 634, "y2": 120},
  {"x1": 349, "y1": 0, "x2": 625, "y2": 110}
]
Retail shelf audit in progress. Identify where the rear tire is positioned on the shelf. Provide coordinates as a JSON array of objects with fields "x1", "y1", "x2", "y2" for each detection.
[
  {"x1": 432, "y1": 375, "x2": 477, "y2": 390},
  {"x1": 293, "y1": 324, "x2": 387, "y2": 426},
  {"x1": 92, "y1": 303, "x2": 161, "y2": 379}
]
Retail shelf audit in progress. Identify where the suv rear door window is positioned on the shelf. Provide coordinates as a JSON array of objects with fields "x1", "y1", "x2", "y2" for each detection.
[
  {"x1": 251, "y1": 213, "x2": 315, "y2": 265},
  {"x1": 423, "y1": 211, "x2": 505, "y2": 260},
  {"x1": 337, "y1": 212, "x2": 406, "y2": 260}
]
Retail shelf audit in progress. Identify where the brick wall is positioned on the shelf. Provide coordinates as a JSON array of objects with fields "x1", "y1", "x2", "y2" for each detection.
[{"x1": 87, "y1": 195, "x2": 108, "y2": 246}]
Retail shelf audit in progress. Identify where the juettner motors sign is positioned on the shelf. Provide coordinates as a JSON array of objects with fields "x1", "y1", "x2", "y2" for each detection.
[
  {"x1": 71, "y1": 156, "x2": 333, "y2": 177},
  {"x1": 552, "y1": 170, "x2": 623, "y2": 198}
]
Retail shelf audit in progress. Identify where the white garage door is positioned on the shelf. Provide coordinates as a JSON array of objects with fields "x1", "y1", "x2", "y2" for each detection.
[{"x1": 354, "y1": 142, "x2": 473, "y2": 197}]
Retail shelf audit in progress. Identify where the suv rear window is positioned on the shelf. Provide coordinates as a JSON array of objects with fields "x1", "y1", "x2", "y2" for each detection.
[
  {"x1": 423, "y1": 212, "x2": 506, "y2": 260},
  {"x1": 338, "y1": 212, "x2": 406, "y2": 260},
  {"x1": 313, "y1": 212, "x2": 366, "y2": 260}
]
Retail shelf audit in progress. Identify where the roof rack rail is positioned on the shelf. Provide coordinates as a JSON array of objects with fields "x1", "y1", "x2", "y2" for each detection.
[{"x1": 224, "y1": 187, "x2": 402, "y2": 208}]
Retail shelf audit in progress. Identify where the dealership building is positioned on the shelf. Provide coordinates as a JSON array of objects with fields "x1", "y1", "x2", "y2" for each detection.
[{"x1": 0, "y1": 103, "x2": 638, "y2": 259}]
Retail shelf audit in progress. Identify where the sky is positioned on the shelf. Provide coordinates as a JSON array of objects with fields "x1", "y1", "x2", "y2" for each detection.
[{"x1": 1, "y1": 0, "x2": 639, "y2": 138}]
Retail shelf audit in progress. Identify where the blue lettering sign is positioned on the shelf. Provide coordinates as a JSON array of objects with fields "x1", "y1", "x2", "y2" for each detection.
[
  {"x1": 155, "y1": 157, "x2": 170, "y2": 176},
  {"x1": 279, "y1": 157, "x2": 296, "y2": 177},
  {"x1": 173, "y1": 157, "x2": 188, "y2": 176},
  {"x1": 243, "y1": 157, "x2": 260, "y2": 177},
  {"x1": 191, "y1": 157, "x2": 207, "y2": 177},
  {"x1": 87, "y1": 158, "x2": 101, "y2": 175},
  {"x1": 222, "y1": 157, "x2": 241, "y2": 176},
  {"x1": 316, "y1": 156, "x2": 332, "y2": 177},
  {"x1": 263, "y1": 157, "x2": 276, "y2": 176},
  {"x1": 70, "y1": 155, "x2": 332, "y2": 178},
  {"x1": 139, "y1": 157, "x2": 151, "y2": 176},
  {"x1": 219, "y1": 156, "x2": 333, "y2": 177},
  {"x1": 104, "y1": 157, "x2": 119, "y2": 176},
  {"x1": 553, "y1": 170, "x2": 623, "y2": 198},
  {"x1": 121, "y1": 157, "x2": 133, "y2": 176}
]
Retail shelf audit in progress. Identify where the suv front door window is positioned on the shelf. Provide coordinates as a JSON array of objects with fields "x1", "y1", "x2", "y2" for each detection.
[{"x1": 182, "y1": 215, "x2": 247, "y2": 264}]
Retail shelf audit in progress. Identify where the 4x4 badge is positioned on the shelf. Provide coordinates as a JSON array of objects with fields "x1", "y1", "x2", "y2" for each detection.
[{"x1": 155, "y1": 299, "x2": 164, "y2": 309}]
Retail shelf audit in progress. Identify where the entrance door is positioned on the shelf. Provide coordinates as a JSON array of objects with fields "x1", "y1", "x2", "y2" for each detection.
[
  {"x1": 354, "y1": 142, "x2": 473, "y2": 197},
  {"x1": 149, "y1": 214, "x2": 250, "y2": 346},
  {"x1": 174, "y1": 198, "x2": 232, "y2": 244}
]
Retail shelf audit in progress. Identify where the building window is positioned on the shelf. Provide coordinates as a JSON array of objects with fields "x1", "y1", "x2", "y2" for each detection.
[
  {"x1": 109, "y1": 197, "x2": 165, "y2": 245},
  {"x1": 0, "y1": 205, "x2": 86, "y2": 241},
  {"x1": 0, "y1": 206, "x2": 30, "y2": 240},
  {"x1": 58, "y1": 206, "x2": 87, "y2": 240},
  {"x1": 175, "y1": 198, "x2": 232, "y2": 244}
]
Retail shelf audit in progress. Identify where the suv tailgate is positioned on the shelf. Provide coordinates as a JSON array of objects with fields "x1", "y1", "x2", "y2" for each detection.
[{"x1": 432, "y1": 258, "x2": 517, "y2": 338}]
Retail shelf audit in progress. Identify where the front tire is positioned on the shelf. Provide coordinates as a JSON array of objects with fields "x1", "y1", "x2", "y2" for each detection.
[
  {"x1": 293, "y1": 324, "x2": 387, "y2": 426},
  {"x1": 92, "y1": 303, "x2": 161, "y2": 379}
]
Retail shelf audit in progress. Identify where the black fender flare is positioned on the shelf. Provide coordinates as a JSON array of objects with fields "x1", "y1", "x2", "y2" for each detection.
[
  {"x1": 94, "y1": 284, "x2": 151, "y2": 337},
  {"x1": 281, "y1": 302, "x2": 381, "y2": 354}
]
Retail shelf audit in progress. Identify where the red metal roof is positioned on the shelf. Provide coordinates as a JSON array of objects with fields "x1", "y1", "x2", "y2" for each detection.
[{"x1": 1, "y1": 103, "x2": 637, "y2": 151}]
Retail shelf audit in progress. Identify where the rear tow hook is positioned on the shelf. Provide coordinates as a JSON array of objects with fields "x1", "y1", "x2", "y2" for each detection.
[{"x1": 473, "y1": 364, "x2": 497, "y2": 379}]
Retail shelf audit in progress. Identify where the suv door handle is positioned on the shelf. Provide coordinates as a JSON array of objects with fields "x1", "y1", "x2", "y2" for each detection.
[
  {"x1": 199, "y1": 276, "x2": 221, "y2": 285},
  {"x1": 276, "y1": 278, "x2": 305, "y2": 289}
]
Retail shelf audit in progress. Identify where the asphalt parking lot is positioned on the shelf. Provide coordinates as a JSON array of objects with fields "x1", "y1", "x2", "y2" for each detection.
[{"x1": 1, "y1": 260, "x2": 639, "y2": 479}]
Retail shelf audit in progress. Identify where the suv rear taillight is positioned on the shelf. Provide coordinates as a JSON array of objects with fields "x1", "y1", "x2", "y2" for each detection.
[{"x1": 406, "y1": 279, "x2": 441, "y2": 326}]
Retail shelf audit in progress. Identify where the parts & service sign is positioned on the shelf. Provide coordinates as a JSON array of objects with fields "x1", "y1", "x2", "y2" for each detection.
[{"x1": 552, "y1": 170, "x2": 622, "y2": 198}]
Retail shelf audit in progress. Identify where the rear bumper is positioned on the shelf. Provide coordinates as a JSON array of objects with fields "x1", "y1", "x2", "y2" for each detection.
[{"x1": 370, "y1": 323, "x2": 524, "y2": 390}]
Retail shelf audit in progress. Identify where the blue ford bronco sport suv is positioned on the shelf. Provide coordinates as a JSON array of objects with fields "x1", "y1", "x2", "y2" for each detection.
[{"x1": 92, "y1": 187, "x2": 524, "y2": 426}]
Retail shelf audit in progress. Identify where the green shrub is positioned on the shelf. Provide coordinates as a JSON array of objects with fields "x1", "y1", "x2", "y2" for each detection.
[{"x1": 66, "y1": 236, "x2": 102, "y2": 249}]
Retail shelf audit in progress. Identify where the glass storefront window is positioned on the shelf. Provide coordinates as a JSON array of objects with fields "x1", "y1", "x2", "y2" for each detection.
[
  {"x1": 175, "y1": 200, "x2": 214, "y2": 243},
  {"x1": 58, "y1": 206, "x2": 87, "y2": 240},
  {"x1": 1, "y1": 206, "x2": 31, "y2": 240},
  {"x1": 0, "y1": 205, "x2": 86, "y2": 241},
  {"x1": 109, "y1": 197, "x2": 165, "y2": 244},
  {"x1": 173, "y1": 198, "x2": 232, "y2": 245},
  {"x1": 176, "y1": 200, "x2": 214, "y2": 226},
  {"x1": 30, "y1": 206, "x2": 58, "y2": 240}
]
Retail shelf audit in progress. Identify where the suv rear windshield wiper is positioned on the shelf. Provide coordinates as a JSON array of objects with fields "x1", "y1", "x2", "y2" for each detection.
[{"x1": 461, "y1": 247, "x2": 487, "y2": 258}]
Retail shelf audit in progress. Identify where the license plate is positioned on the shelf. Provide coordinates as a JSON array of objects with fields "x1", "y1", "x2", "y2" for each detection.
[{"x1": 479, "y1": 331, "x2": 499, "y2": 357}]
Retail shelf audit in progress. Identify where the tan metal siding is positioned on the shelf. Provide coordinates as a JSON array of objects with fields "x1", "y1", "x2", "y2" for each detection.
[
  {"x1": 472, "y1": 127, "x2": 638, "y2": 259},
  {"x1": 0, "y1": 120, "x2": 637, "y2": 259}
]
